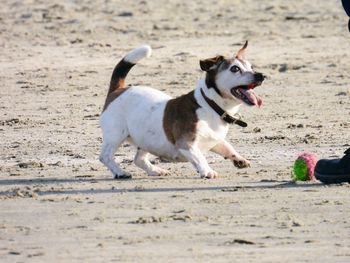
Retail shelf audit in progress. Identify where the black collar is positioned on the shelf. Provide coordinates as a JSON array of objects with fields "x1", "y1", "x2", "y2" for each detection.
[{"x1": 200, "y1": 88, "x2": 247, "y2": 127}]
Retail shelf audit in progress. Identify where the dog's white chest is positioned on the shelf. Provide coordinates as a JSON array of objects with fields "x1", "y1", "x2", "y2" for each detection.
[{"x1": 196, "y1": 117, "x2": 229, "y2": 152}]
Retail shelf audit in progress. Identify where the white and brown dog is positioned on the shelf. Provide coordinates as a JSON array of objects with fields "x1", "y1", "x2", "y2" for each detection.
[{"x1": 100, "y1": 42, "x2": 265, "y2": 179}]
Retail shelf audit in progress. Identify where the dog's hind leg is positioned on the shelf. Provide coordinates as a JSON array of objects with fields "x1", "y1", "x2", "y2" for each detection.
[
  {"x1": 99, "y1": 128, "x2": 131, "y2": 179},
  {"x1": 134, "y1": 148, "x2": 169, "y2": 176}
]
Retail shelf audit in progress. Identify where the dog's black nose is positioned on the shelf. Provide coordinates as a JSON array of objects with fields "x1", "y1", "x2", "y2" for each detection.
[{"x1": 254, "y1": 73, "x2": 265, "y2": 82}]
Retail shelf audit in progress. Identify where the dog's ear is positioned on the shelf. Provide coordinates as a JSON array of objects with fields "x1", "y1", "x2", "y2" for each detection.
[
  {"x1": 236, "y1": 40, "x2": 248, "y2": 60},
  {"x1": 200, "y1": 55, "x2": 224, "y2": 72}
]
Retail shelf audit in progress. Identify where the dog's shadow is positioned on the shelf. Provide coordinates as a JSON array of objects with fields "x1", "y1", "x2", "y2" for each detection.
[{"x1": 0, "y1": 176, "x2": 327, "y2": 197}]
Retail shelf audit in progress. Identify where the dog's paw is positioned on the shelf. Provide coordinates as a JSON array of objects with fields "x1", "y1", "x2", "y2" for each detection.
[
  {"x1": 233, "y1": 158, "x2": 251, "y2": 169},
  {"x1": 148, "y1": 167, "x2": 170, "y2": 177},
  {"x1": 201, "y1": 170, "x2": 218, "y2": 179}
]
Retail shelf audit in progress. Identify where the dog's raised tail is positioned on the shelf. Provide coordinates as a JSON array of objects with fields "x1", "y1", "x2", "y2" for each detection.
[
  {"x1": 102, "y1": 45, "x2": 151, "y2": 111},
  {"x1": 108, "y1": 45, "x2": 152, "y2": 94},
  {"x1": 124, "y1": 45, "x2": 152, "y2": 64}
]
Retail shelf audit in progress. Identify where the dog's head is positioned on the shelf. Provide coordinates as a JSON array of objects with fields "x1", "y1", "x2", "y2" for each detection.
[{"x1": 200, "y1": 41, "x2": 265, "y2": 107}]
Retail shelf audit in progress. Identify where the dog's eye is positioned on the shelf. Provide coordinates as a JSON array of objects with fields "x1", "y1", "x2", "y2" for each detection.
[{"x1": 230, "y1": 65, "x2": 240, "y2": 73}]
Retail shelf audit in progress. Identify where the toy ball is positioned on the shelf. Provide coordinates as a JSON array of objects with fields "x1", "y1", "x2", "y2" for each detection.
[{"x1": 292, "y1": 152, "x2": 318, "y2": 181}]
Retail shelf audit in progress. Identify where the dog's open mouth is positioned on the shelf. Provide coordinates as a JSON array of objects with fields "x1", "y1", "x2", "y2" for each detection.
[{"x1": 230, "y1": 83, "x2": 262, "y2": 107}]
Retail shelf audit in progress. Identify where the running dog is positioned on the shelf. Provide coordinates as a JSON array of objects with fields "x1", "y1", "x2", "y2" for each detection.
[{"x1": 99, "y1": 42, "x2": 265, "y2": 179}]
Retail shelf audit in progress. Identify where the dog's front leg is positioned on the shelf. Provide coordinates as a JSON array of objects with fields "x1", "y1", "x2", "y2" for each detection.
[
  {"x1": 177, "y1": 140, "x2": 217, "y2": 178},
  {"x1": 211, "y1": 140, "x2": 250, "y2": 168}
]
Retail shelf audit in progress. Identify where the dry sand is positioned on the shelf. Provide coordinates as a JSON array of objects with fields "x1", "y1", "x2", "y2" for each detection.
[{"x1": 1, "y1": 0, "x2": 350, "y2": 262}]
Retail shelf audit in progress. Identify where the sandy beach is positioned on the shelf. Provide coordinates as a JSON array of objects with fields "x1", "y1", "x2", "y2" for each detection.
[{"x1": 1, "y1": 0, "x2": 350, "y2": 262}]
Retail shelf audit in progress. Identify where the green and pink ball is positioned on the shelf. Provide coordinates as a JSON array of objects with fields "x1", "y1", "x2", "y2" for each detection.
[{"x1": 292, "y1": 152, "x2": 318, "y2": 181}]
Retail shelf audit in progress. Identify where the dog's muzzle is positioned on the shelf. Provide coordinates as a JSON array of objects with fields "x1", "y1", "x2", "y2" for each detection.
[{"x1": 230, "y1": 72, "x2": 265, "y2": 107}]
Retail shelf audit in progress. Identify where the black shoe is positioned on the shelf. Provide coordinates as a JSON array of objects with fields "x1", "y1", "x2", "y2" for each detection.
[
  {"x1": 315, "y1": 148, "x2": 350, "y2": 184},
  {"x1": 342, "y1": 0, "x2": 350, "y2": 32}
]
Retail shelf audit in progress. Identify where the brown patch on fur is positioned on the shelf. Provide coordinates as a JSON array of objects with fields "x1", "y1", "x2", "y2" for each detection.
[
  {"x1": 102, "y1": 87, "x2": 130, "y2": 111},
  {"x1": 102, "y1": 59, "x2": 135, "y2": 112},
  {"x1": 200, "y1": 57, "x2": 232, "y2": 96},
  {"x1": 205, "y1": 58, "x2": 231, "y2": 80},
  {"x1": 199, "y1": 55, "x2": 224, "y2": 72},
  {"x1": 163, "y1": 91, "x2": 200, "y2": 146}
]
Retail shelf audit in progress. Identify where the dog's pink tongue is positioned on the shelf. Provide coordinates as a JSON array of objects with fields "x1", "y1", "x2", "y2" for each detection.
[{"x1": 240, "y1": 89, "x2": 263, "y2": 107}]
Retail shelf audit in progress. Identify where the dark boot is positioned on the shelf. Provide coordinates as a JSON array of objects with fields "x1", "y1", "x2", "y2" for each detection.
[
  {"x1": 315, "y1": 148, "x2": 350, "y2": 184},
  {"x1": 342, "y1": 0, "x2": 350, "y2": 31}
]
